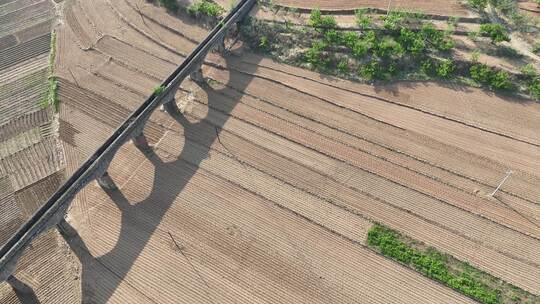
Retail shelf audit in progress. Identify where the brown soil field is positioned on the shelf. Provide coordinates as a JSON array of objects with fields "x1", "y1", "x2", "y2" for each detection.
[
  {"x1": 518, "y1": 0, "x2": 540, "y2": 17},
  {"x1": 0, "y1": 0, "x2": 81, "y2": 303},
  {"x1": 1, "y1": 0, "x2": 539, "y2": 302},
  {"x1": 23, "y1": 0, "x2": 536, "y2": 302},
  {"x1": 259, "y1": 0, "x2": 472, "y2": 17}
]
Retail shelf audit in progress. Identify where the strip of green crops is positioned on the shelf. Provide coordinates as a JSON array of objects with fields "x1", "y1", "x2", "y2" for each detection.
[
  {"x1": 367, "y1": 224, "x2": 538, "y2": 304},
  {"x1": 40, "y1": 31, "x2": 59, "y2": 112}
]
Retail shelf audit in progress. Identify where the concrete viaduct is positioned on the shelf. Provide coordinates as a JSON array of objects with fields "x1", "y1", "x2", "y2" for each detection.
[{"x1": 0, "y1": 0, "x2": 256, "y2": 291}]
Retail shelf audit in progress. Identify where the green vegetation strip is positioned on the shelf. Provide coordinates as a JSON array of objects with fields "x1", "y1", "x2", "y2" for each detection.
[
  {"x1": 41, "y1": 31, "x2": 59, "y2": 112},
  {"x1": 367, "y1": 224, "x2": 539, "y2": 304},
  {"x1": 242, "y1": 7, "x2": 540, "y2": 100},
  {"x1": 187, "y1": 0, "x2": 224, "y2": 18}
]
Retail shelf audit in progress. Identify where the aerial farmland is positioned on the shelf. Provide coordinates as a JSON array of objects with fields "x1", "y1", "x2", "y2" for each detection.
[{"x1": 0, "y1": 0, "x2": 539, "y2": 303}]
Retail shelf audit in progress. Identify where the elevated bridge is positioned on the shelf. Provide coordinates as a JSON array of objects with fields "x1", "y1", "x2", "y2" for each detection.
[{"x1": 0, "y1": 0, "x2": 256, "y2": 287}]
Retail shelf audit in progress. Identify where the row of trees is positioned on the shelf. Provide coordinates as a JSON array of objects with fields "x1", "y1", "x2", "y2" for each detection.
[{"x1": 304, "y1": 9, "x2": 457, "y2": 80}]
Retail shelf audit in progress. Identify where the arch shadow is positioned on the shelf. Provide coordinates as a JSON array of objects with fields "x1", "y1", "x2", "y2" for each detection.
[{"x1": 62, "y1": 52, "x2": 260, "y2": 303}]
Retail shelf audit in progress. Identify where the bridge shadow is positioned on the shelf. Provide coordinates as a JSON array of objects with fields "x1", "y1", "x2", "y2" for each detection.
[
  {"x1": 62, "y1": 52, "x2": 260, "y2": 303},
  {"x1": 7, "y1": 276, "x2": 40, "y2": 304}
]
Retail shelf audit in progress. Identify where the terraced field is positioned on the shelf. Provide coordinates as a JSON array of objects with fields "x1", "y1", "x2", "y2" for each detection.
[
  {"x1": 0, "y1": 0, "x2": 80, "y2": 303},
  {"x1": 0, "y1": 0, "x2": 539, "y2": 303}
]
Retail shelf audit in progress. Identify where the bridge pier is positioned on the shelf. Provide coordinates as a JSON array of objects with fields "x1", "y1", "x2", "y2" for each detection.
[
  {"x1": 96, "y1": 172, "x2": 117, "y2": 190},
  {"x1": 163, "y1": 98, "x2": 180, "y2": 116},
  {"x1": 6, "y1": 276, "x2": 31, "y2": 293},
  {"x1": 215, "y1": 34, "x2": 226, "y2": 53},
  {"x1": 190, "y1": 65, "x2": 204, "y2": 83}
]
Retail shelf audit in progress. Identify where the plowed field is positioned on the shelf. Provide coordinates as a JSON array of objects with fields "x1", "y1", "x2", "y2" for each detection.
[
  {"x1": 35, "y1": 0, "x2": 540, "y2": 303},
  {"x1": 0, "y1": 0, "x2": 80, "y2": 303},
  {"x1": 1, "y1": 0, "x2": 539, "y2": 302}
]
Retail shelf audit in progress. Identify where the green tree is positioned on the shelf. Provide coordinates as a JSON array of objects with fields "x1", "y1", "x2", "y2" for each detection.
[
  {"x1": 436, "y1": 59, "x2": 454, "y2": 78},
  {"x1": 309, "y1": 8, "x2": 337, "y2": 30},
  {"x1": 305, "y1": 40, "x2": 328, "y2": 69},
  {"x1": 337, "y1": 59, "x2": 349, "y2": 74},
  {"x1": 479, "y1": 23, "x2": 510, "y2": 44},
  {"x1": 355, "y1": 9, "x2": 372, "y2": 29}
]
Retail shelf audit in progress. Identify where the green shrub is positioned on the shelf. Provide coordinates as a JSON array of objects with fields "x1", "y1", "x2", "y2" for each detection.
[
  {"x1": 532, "y1": 41, "x2": 540, "y2": 54},
  {"x1": 479, "y1": 23, "x2": 510, "y2": 44},
  {"x1": 469, "y1": 63, "x2": 513, "y2": 89},
  {"x1": 468, "y1": 0, "x2": 488, "y2": 10},
  {"x1": 355, "y1": 9, "x2": 372, "y2": 29},
  {"x1": 471, "y1": 50, "x2": 480, "y2": 62},
  {"x1": 352, "y1": 40, "x2": 370, "y2": 58},
  {"x1": 436, "y1": 59, "x2": 454, "y2": 78},
  {"x1": 305, "y1": 40, "x2": 329, "y2": 69},
  {"x1": 259, "y1": 36, "x2": 269, "y2": 50},
  {"x1": 490, "y1": 70, "x2": 512, "y2": 89},
  {"x1": 187, "y1": 0, "x2": 224, "y2": 17},
  {"x1": 342, "y1": 31, "x2": 360, "y2": 48},
  {"x1": 383, "y1": 11, "x2": 406, "y2": 30},
  {"x1": 420, "y1": 59, "x2": 435, "y2": 76},
  {"x1": 398, "y1": 28, "x2": 425, "y2": 55},
  {"x1": 470, "y1": 63, "x2": 492, "y2": 83},
  {"x1": 367, "y1": 224, "x2": 501, "y2": 304},
  {"x1": 337, "y1": 59, "x2": 349, "y2": 74},
  {"x1": 359, "y1": 61, "x2": 383, "y2": 80},
  {"x1": 324, "y1": 29, "x2": 341, "y2": 44},
  {"x1": 468, "y1": 31, "x2": 479, "y2": 41},
  {"x1": 309, "y1": 8, "x2": 337, "y2": 30},
  {"x1": 520, "y1": 64, "x2": 537, "y2": 79},
  {"x1": 528, "y1": 80, "x2": 540, "y2": 100},
  {"x1": 421, "y1": 23, "x2": 454, "y2": 51},
  {"x1": 375, "y1": 36, "x2": 404, "y2": 58}
]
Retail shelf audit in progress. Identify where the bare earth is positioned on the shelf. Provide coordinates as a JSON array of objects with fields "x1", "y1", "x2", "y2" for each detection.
[
  {"x1": 268, "y1": 0, "x2": 472, "y2": 16},
  {"x1": 0, "y1": 0, "x2": 81, "y2": 303},
  {"x1": 1, "y1": 0, "x2": 540, "y2": 303}
]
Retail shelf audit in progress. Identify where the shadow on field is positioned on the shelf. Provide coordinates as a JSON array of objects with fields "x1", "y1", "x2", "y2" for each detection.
[
  {"x1": 7, "y1": 276, "x2": 40, "y2": 304},
  {"x1": 372, "y1": 79, "x2": 535, "y2": 104},
  {"x1": 61, "y1": 52, "x2": 260, "y2": 303}
]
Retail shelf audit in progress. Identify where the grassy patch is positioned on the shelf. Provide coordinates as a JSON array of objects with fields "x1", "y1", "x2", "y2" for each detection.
[
  {"x1": 187, "y1": 0, "x2": 224, "y2": 18},
  {"x1": 479, "y1": 23, "x2": 510, "y2": 44},
  {"x1": 40, "y1": 31, "x2": 59, "y2": 112},
  {"x1": 367, "y1": 224, "x2": 539, "y2": 304}
]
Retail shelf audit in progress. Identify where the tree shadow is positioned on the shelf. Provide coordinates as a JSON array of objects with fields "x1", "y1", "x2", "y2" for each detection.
[{"x1": 62, "y1": 52, "x2": 260, "y2": 303}]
